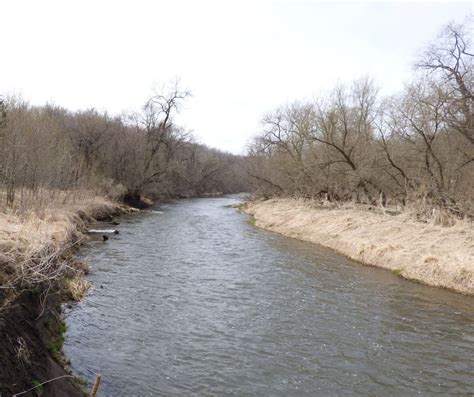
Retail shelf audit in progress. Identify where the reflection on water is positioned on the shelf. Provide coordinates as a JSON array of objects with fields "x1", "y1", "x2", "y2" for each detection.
[{"x1": 64, "y1": 195, "x2": 474, "y2": 396}]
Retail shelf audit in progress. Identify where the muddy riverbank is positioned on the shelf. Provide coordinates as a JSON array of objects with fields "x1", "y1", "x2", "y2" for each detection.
[
  {"x1": 0, "y1": 198, "x2": 129, "y2": 396},
  {"x1": 0, "y1": 290, "x2": 87, "y2": 396}
]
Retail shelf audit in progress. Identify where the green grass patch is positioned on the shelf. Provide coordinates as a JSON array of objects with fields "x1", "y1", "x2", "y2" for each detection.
[
  {"x1": 392, "y1": 267, "x2": 404, "y2": 276},
  {"x1": 247, "y1": 216, "x2": 256, "y2": 226},
  {"x1": 74, "y1": 376, "x2": 88, "y2": 391},
  {"x1": 47, "y1": 318, "x2": 66, "y2": 361},
  {"x1": 31, "y1": 379, "x2": 44, "y2": 396},
  {"x1": 74, "y1": 375, "x2": 88, "y2": 388}
]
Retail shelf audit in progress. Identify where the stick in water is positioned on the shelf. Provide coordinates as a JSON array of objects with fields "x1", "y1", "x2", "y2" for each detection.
[{"x1": 90, "y1": 373, "x2": 102, "y2": 397}]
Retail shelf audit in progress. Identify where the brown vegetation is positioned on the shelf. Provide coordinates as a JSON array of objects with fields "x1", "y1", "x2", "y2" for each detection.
[
  {"x1": 243, "y1": 21, "x2": 473, "y2": 294},
  {"x1": 0, "y1": 195, "x2": 125, "y2": 396},
  {"x1": 0, "y1": 81, "x2": 248, "y2": 212},
  {"x1": 243, "y1": 199, "x2": 474, "y2": 294},
  {"x1": 246, "y1": 22, "x2": 473, "y2": 219},
  {"x1": 0, "y1": 79, "x2": 250, "y2": 392},
  {"x1": 0, "y1": 195, "x2": 121, "y2": 301},
  {"x1": 0, "y1": 80, "x2": 249, "y2": 300}
]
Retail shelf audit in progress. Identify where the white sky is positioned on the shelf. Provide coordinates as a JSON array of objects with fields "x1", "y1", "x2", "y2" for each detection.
[{"x1": 1, "y1": 1, "x2": 471, "y2": 154}]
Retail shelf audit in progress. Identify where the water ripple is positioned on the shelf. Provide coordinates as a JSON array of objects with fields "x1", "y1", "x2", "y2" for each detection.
[{"x1": 64, "y1": 195, "x2": 474, "y2": 396}]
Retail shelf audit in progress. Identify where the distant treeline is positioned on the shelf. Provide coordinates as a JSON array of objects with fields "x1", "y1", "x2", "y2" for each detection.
[
  {"x1": 247, "y1": 21, "x2": 473, "y2": 217},
  {"x1": 0, "y1": 82, "x2": 248, "y2": 209}
]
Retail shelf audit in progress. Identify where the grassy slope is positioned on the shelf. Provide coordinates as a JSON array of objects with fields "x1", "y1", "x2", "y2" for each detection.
[
  {"x1": 0, "y1": 196, "x2": 124, "y2": 293},
  {"x1": 243, "y1": 198, "x2": 474, "y2": 295}
]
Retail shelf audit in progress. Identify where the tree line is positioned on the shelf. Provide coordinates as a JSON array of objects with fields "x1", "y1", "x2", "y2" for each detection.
[
  {"x1": 0, "y1": 82, "x2": 248, "y2": 209},
  {"x1": 246, "y1": 22, "x2": 473, "y2": 218}
]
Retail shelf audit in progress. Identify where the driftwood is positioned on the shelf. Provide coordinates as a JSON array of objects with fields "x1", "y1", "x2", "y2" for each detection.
[
  {"x1": 90, "y1": 373, "x2": 102, "y2": 397},
  {"x1": 88, "y1": 229, "x2": 119, "y2": 235}
]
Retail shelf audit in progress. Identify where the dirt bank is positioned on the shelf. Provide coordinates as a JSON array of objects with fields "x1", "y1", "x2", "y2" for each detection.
[
  {"x1": 242, "y1": 199, "x2": 474, "y2": 295},
  {"x1": 0, "y1": 290, "x2": 87, "y2": 396},
  {"x1": 0, "y1": 197, "x2": 130, "y2": 396}
]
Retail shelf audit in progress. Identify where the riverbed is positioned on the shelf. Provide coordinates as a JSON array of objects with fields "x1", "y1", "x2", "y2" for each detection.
[{"x1": 64, "y1": 195, "x2": 474, "y2": 396}]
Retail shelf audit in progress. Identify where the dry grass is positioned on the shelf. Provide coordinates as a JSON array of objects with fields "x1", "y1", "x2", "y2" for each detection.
[
  {"x1": 243, "y1": 198, "x2": 474, "y2": 295},
  {"x1": 63, "y1": 276, "x2": 91, "y2": 301},
  {"x1": 0, "y1": 193, "x2": 123, "y2": 298}
]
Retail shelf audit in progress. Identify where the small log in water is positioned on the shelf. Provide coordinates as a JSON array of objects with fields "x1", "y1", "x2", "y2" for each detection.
[
  {"x1": 90, "y1": 373, "x2": 101, "y2": 397},
  {"x1": 88, "y1": 229, "x2": 119, "y2": 234}
]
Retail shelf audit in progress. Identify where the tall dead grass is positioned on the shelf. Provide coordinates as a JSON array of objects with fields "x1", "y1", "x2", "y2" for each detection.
[
  {"x1": 243, "y1": 198, "x2": 474, "y2": 294},
  {"x1": 0, "y1": 193, "x2": 123, "y2": 305}
]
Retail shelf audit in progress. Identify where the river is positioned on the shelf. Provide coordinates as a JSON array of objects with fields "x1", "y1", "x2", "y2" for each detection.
[{"x1": 64, "y1": 195, "x2": 474, "y2": 396}]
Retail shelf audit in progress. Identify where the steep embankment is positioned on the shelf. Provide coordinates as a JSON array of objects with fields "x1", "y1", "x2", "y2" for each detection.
[
  {"x1": 243, "y1": 199, "x2": 474, "y2": 295},
  {"x1": 0, "y1": 197, "x2": 128, "y2": 396}
]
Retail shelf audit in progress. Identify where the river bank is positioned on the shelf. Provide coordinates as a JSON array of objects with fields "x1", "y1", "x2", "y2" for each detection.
[
  {"x1": 242, "y1": 198, "x2": 474, "y2": 295},
  {"x1": 0, "y1": 196, "x2": 132, "y2": 396}
]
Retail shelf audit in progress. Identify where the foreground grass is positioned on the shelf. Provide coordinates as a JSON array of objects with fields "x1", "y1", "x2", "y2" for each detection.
[
  {"x1": 243, "y1": 198, "x2": 474, "y2": 295},
  {"x1": 0, "y1": 194, "x2": 123, "y2": 304}
]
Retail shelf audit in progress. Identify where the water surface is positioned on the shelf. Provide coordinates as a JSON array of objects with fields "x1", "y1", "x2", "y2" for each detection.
[{"x1": 64, "y1": 196, "x2": 474, "y2": 396}]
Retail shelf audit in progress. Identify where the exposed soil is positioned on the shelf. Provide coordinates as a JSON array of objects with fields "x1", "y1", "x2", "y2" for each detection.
[{"x1": 0, "y1": 290, "x2": 87, "y2": 396}]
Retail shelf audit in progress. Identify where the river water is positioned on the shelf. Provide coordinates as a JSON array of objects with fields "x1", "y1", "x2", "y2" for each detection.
[{"x1": 64, "y1": 195, "x2": 474, "y2": 396}]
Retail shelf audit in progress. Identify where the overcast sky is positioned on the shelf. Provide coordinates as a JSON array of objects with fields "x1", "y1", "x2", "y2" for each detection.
[{"x1": 1, "y1": 1, "x2": 471, "y2": 154}]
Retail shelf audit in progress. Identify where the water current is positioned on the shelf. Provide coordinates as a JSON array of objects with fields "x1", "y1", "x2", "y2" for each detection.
[{"x1": 64, "y1": 195, "x2": 474, "y2": 396}]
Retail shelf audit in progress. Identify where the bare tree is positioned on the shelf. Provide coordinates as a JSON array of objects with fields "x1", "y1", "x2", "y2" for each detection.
[
  {"x1": 126, "y1": 81, "x2": 191, "y2": 202},
  {"x1": 415, "y1": 21, "x2": 473, "y2": 145},
  {"x1": 247, "y1": 20, "x2": 473, "y2": 216}
]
